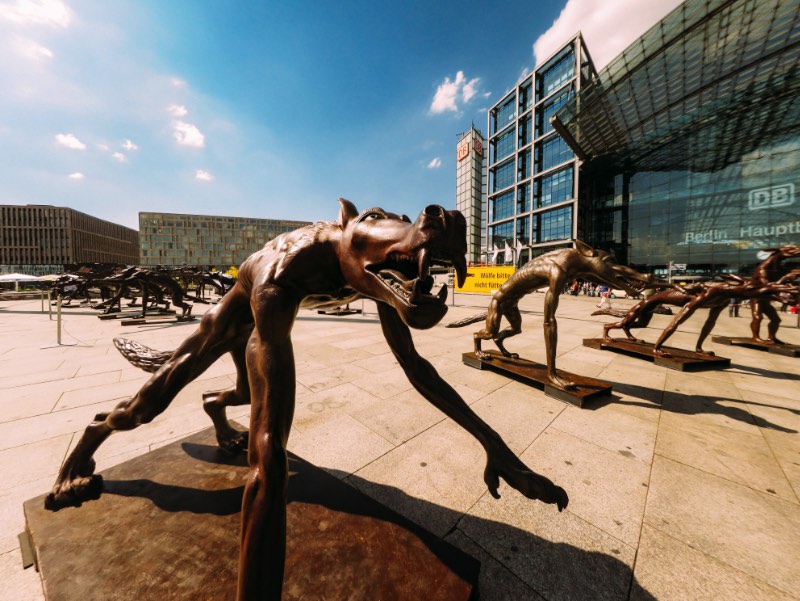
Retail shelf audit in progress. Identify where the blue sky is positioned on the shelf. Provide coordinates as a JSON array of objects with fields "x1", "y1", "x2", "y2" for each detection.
[{"x1": 0, "y1": 0, "x2": 680, "y2": 229}]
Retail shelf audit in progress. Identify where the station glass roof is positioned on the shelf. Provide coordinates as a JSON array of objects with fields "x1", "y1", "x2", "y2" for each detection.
[{"x1": 552, "y1": 0, "x2": 800, "y2": 172}]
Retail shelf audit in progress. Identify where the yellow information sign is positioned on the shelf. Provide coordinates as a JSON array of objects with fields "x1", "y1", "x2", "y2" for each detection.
[{"x1": 456, "y1": 266, "x2": 515, "y2": 294}]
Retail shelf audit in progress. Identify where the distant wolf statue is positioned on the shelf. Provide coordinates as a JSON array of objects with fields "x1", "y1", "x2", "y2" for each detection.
[{"x1": 447, "y1": 240, "x2": 653, "y2": 388}]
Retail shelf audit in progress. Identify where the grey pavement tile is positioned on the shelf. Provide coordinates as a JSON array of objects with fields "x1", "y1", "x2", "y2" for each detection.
[
  {"x1": 460, "y1": 484, "x2": 637, "y2": 601},
  {"x1": 551, "y1": 404, "x2": 657, "y2": 465},
  {"x1": 0, "y1": 475, "x2": 54, "y2": 556},
  {"x1": 0, "y1": 367, "x2": 82, "y2": 399},
  {"x1": 328, "y1": 333, "x2": 387, "y2": 350},
  {"x1": 424, "y1": 353, "x2": 466, "y2": 377},
  {"x1": 655, "y1": 415, "x2": 797, "y2": 502},
  {"x1": 444, "y1": 362, "x2": 511, "y2": 395},
  {"x1": 0, "y1": 548, "x2": 45, "y2": 601},
  {"x1": 521, "y1": 429, "x2": 650, "y2": 547},
  {"x1": 631, "y1": 524, "x2": 797, "y2": 601},
  {"x1": 644, "y1": 455, "x2": 800, "y2": 595},
  {"x1": 0, "y1": 434, "x2": 72, "y2": 493},
  {"x1": 470, "y1": 381, "x2": 565, "y2": 455},
  {"x1": 287, "y1": 413, "x2": 394, "y2": 478},
  {"x1": 53, "y1": 376, "x2": 149, "y2": 411},
  {"x1": 351, "y1": 365, "x2": 415, "y2": 399},
  {"x1": 351, "y1": 419, "x2": 493, "y2": 538},
  {"x1": 293, "y1": 342, "x2": 374, "y2": 366},
  {"x1": 70, "y1": 355, "x2": 130, "y2": 377},
  {"x1": 295, "y1": 362, "x2": 373, "y2": 393},
  {"x1": 0, "y1": 399, "x2": 119, "y2": 452},
  {"x1": 292, "y1": 382, "x2": 382, "y2": 433},
  {"x1": 0, "y1": 357, "x2": 72, "y2": 381},
  {"x1": 349, "y1": 387, "x2": 445, "y2": 446},
  {"x1": 353, "y1": 351, "x2": 400, "y2": 374},
  {"x1": 0, "y1": 369, "x2": 121, "y2": 407},
  {"x1": 738, "y1": 375, "x2": 800, "y2": 405},
  {"x1": 292, "y1": 357, "x2": 330, "y2": 376},
  {"x1": 445, "y1": 529, "x2": 545, "y2": 601},
  {"x1": 660, "y1": 370, "x2": 764, "y2": 434},
  {"x1": 0, "y1": 390, "x2": 62, "y2": 425}
]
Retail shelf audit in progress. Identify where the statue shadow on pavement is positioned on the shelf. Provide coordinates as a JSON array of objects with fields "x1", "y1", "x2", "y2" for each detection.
[
  {"x1": 97, "y1": 441, "x2": 658, "y2": 601},
  {"x1": 590, "y1": 383, "x2": 798, "y2": 433}
]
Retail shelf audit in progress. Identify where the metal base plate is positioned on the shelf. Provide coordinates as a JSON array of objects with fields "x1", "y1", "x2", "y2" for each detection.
[
  {"x1": 462, "y1": 350, "x2": 612, "y2": 408},
  {"x1": 583, "y1": 338, "x2": 731, "y2": 371},
  {"x1": 711, "y1": 336, "x2": 800, "y2": 357},
  {"x1": 24, "y1": 427, "x2": 478, "y2": 601}
]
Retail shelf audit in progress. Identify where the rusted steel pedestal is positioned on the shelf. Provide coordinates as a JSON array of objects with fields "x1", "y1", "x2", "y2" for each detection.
[
  {"x1": 583, "y1": 338, "x2": 731, "y2": 371},
  {"x1": 711, "y1": 336, "x2": 800, "y2": 357},
  {"x1": 462, "y1": 350, "x2": 612, "y2": 408},
  {"x1": 23, "y1": 428, "x2": 478, "y2": 601}
]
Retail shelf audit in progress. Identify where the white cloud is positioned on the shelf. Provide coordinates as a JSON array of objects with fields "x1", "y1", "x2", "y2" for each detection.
[
  {"x1": 10, "y1": 35, "x2": 53, "y2": 60},
  {"x1": 67, "y1": 171, "x2": 84, "y2": 180},
  {"x1": 172, "y1": 120, "x2": 205, "y2": 147},
  {"x1": 54, "y1": 132, "x2": 85, "y2": 149},
  {"x1": 169, "y1": 77, "x2": 187, "y2": 88},
  {"x1": 195, "y1": 169, "x2": 213, "y2": 181},
  {"x1": 427, "y1": 157, "x2": 442, "y2": 169},
  {"x1": 112, "y1": 151, "x2": 126, "y2": 162},
  {"x1": 167, "y1": 104, "x2": 187, "y2": 118},
  {"x1": 533, "y1": 0, "x2": 683, "y2": 71},
  {"x1": 0, "y1": 0, "x2": 72, "y2": 28},
  {"x1": 122, "y1": 138, "x2": 138, "y2": 150},
  {"x1": 96, "y1": 143, "x2": 109, "y2": 151},
  {"x1": 462, "y1": 77, "x2": 480, "y2": 103},
  {"x1": 430, "y1": 71, "x2": 483, "y2": 115}
]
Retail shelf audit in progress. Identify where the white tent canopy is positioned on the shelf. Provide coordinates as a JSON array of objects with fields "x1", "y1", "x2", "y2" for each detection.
[{"x1": 0, "y1": 273, "x2": 44, "y2": 282}]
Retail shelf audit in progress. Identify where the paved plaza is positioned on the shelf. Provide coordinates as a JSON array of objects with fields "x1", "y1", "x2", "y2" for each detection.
[{"x1": 1, "y1": 291, "x2": 799, "y2": 600}]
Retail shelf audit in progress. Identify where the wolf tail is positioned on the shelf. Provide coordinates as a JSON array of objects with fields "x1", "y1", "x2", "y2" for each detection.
[
  {"x1": 445, "y1": 312, "x2": 488, "y2": 328},
  {"x1": 113, "y1": 337, "x2": 174, "y2": 373}
]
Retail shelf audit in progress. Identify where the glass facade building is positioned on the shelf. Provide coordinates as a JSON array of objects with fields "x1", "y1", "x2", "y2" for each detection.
[
  {"x1": 552, "y1": 0, "x2": 800, "y2": 277},
  {"x1": 456, "y1": 126, "x2": 488, "y2": 264},
  {"x1": 139, "y1": 212, "x2": 311, "y2": 268},
  {"x1": 486, "y1": 34, "x2": 596, "y2": 265}
]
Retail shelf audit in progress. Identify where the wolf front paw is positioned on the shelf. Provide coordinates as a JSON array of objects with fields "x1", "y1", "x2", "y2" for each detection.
[
  {"x1": 484, "y1": 461, "x2": 569, "y2": 511},
  {"x1": 45, "y1": 474, "x2": 103, "y2": 510}
]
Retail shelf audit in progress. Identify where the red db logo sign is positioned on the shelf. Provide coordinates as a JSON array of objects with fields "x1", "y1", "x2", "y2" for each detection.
[{"x1": 457, "y1": 142, "x2": 470, "y2": 161}]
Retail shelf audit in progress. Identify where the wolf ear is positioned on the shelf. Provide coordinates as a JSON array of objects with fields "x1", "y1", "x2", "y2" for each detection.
[
  {"x1": 337, "y1": 198, "x2": 359, "y2": 228},
  {"x1": 575, "y1": 239, "x2": 597, "y2": 257}
]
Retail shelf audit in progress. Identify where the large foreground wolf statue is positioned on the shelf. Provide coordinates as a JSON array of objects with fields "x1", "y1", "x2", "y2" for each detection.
[{"x1": 47, "y1": 200, "x2": 568, "y2": 600}]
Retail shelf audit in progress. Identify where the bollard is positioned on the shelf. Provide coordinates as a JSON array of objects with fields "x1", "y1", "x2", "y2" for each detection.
[{"x1": 56, "y1": 295, "x2": 62, "y2": 345}]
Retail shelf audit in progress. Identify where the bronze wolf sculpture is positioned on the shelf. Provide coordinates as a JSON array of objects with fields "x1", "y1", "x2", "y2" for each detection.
[
  {"x1": 46, "y1": 200, "x2": 568, "y2": 600},
  {"x1": 448, "y1": 241, "x2": 653, "y2": 388}
]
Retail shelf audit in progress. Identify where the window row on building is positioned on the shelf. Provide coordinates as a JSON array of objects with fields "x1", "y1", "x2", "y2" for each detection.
[
  {"x1": 0, "y1": 205, "x2": 139, "y2": 271},
  {"x1": 139, "y1": 212, "x2": 312, "y2": 268}
]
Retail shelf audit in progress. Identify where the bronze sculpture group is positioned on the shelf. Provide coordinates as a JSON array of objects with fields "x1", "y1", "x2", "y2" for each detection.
[
  {"x1": 597, "y1": 245, "x2": 800, "y2": 356},
  {"x1": 42, "y1": 198, "x2": 797, "y2": 599},
  {"x1": 46, "y1": 201, "x2": 568, "y2": 600}
]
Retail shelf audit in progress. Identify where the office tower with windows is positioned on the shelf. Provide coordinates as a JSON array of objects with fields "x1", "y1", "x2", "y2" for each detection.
[
  {"x1": 0, "y1": 204, "x2": 139, "y2": 275},
  {"x1": 455, "y1": 125, "x2": 487, "y2": 264},
  {"x1": 486, "y1": 34, "x2": 596, "y2": 266}
]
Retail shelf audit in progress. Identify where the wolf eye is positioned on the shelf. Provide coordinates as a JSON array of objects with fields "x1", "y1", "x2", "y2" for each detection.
[{"x1": 357, "y1": 208, "x2": 388, "y2": 222}]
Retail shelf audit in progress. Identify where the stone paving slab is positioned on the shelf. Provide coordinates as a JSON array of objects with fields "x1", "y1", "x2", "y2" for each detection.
[{"x1": 1, "y1": 292, "x2": 799, "y2": 600}]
